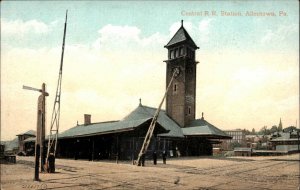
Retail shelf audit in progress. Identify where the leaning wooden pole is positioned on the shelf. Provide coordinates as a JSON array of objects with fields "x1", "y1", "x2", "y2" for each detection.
[{"x1": 136, "y1": 68, "x2": 179, "y2": 166}]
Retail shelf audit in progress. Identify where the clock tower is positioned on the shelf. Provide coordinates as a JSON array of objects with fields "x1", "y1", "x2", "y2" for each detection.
[{"x1": 164, "y1": 20, "x2": 199, "y2": 127}]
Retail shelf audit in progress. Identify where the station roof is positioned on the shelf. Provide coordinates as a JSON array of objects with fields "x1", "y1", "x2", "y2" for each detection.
[
  {"x1": 24, "y1": 104, "x2": 230, "y2": 141},
  {"x1": 122, "y1": 104, "x2": 184, "y2": 138},
  {"x1": 58, "y1": 118, "x2": 157, "y2": 139},
  {"x1": 182, "y1": 119, "x2": 232, "y2": 139}
]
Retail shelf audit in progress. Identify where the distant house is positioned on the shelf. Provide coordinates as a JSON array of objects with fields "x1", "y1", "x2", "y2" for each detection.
[
  {"x1": 3, "y1": 138, "x2": 19, "y2": 155},
  {"x1": 16, "y1": 130, "x2": 36, "y2": 154},
  {"x1": 270, "y1": 130, "x2": 300, "y2": 153},
  {"x1": 234, "y1": 147, "x2": 252, "y2": 156},
  {"x1": 245, "y1": 135, "x2": 271, "y2": 149}
]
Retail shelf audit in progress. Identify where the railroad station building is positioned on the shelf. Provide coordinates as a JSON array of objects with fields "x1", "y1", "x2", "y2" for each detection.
[{"x1": 25, "y1": 21, "x2": 231, "y2": 160}]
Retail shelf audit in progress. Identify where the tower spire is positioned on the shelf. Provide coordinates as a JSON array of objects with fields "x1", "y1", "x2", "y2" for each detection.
[
  {"x1": 278, "y1": 118, "x2": 283, "y2": 131},
  {"x1": 181, "y1": 20, "x2": 183, "y2": 27}
]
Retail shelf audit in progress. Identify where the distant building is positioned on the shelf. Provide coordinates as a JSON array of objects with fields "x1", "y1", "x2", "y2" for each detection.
[
  {"x1": 234, "y1": 147, "x2": 252, "y2": 156},
  {"x1": 3, "y1": 138, "x2": 19, "y2": 155},
  {"x1": 270, "y1": 130, "x2": 300, "y2": 153},
  {"x1": 16, "y1": 130, "x2": 36, "y2": 154},
  {"x1": 245, "y1": 135, "x2": 271, "y2": 149},
  {"x1": 225, "y1": 129, "x2": 246, "y2": 144},
  {"x1": 219, "y1": 129, "x2": 246, "y2": 150}
]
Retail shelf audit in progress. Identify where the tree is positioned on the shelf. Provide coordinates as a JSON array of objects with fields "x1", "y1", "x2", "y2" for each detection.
[
  {"x1": 230, "y1": 141, "x2": 242, "y2": 150},
  {"x1": 270, "y1": 125, "x2": 278, "y2": 134},
  {"x1": 259, "y1": 126, "x2": 270, "y2": 135},
  {"x1": 283, "y1": 126, "x2": 297, "y2": 132},
  {"x1": 251, "y1": 128, "x2": 256, "y2": 135},
  {"x1": 243, "y1": 129, "x2": 251, "y2": 135}
]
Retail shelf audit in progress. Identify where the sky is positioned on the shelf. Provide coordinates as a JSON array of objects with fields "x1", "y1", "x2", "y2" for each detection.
[{"x1": 1, "y1": 1, "x2": 299, "y2": 141}]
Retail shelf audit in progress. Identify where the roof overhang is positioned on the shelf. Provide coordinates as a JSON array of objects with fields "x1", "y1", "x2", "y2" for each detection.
[
  {"x1": 184, "y1": 134, "x2": 232, "y2": 139},
  {"x1": 58, "y1": 127, "x2": 136, "y2": 139}
]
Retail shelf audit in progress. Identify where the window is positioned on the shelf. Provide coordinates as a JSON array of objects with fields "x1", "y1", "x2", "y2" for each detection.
[
  {"x1": 175, "y1": 49, "x2": 179, "y2": 58},
  {"x1": 170, "y1": 50, "x2": 174, "y2": 59},
  {"x1": 179, "y1": 47, "x2": 183, "y2": 55},
  {"x1": 188, "y1": 107, "x2": 191, "y2": 115},
  {"x1": 173, "y1": 84, "x2": 177, "y2": 92}
]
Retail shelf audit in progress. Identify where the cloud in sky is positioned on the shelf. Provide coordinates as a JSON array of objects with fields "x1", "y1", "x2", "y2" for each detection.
[
  {"x1": 261, "y1": 23, "x2": 298, "y2": 50},
  {"x1": 1, "y1": 18, "x2": 56, "y2": 36},
  {"x1": 93, "y1": 24, "x2": 167, "y2": 51}
]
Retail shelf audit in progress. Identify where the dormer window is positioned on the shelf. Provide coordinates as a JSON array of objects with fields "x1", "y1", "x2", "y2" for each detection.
[
  {"x1": 180, "y1": 47, "x2": 184, "y2": 55},
  {"x1": 170, "y1": 50, "x2": 174, "y2": 59},
  {"x1": 175, "y1": 49, "x2": 179, "y2": 57}
]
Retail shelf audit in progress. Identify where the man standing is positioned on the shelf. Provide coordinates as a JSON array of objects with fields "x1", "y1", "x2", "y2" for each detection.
[
  {"x1": 153, "y1": 151, "x2": 157, "y2": 165},
  {"x1": 162, "y1": 150, "x2": 167, "y2": 164}
]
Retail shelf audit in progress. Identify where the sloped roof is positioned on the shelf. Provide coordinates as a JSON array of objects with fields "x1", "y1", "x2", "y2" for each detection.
[
  {"x1": 24, "y1": 137, "x2": 36, "y2": 142},
  {"x1": 4, "y1": 138, "x2": 19, "y2": 151},
  {"x1": 24, "y1": 103, "x2": 227, "y2": 140},
  {"x1": 16, "y1": 130, "x2": 36, "y2": 136},
  {"x1": 165, "y1": 24, "x2": 198, "y2": 48},
  {"x1": 122, "y1": 104, "x2": 184, "y2": 138},
  {"x1": 182, "y1": 119, "x2": 231, "y2": 139},
  {"x1": 58, "y1": 118, "x2": 154, "y2": 139},
  {"x1": 270, "y1": 131, "x2": 299, "y2": 142}
]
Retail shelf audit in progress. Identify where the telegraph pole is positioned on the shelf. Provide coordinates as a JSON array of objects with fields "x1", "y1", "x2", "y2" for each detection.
[{"x1": 23, "y1": 83, "x2": 49, "y2": 181}]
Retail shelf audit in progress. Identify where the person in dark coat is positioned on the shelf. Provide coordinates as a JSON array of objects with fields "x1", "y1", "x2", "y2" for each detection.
[
  {"x1": 48, "y1": 153, "x2": 55, "y2": 173},
  {"x1": 162, "y1": 150, "x2": 167, "y2": 164},
  {"x1": 141, "y1": 153, "x2": 145, "y2": 166},
  {"x1": 152, "y1": 151, "x2": 157, "y2": 165}
]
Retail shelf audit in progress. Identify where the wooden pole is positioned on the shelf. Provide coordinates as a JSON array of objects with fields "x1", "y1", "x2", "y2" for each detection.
[{"x1": 40, "y1": 83, "x2": 46, "y2": 172}]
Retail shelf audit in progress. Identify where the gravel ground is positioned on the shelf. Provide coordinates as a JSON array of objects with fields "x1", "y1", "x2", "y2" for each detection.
[{"x1": 1, "y1": 154, "x2": 299, "y2": 190}]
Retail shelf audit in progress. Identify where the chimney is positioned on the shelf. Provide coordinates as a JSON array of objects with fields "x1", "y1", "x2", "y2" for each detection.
[{"x1": 84, "y1": 114, "x2": 91, "y2": 125}]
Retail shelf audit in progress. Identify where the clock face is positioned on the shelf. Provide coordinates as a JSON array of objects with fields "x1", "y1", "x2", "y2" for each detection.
[
  {"x1": 172, "y1": 67, "x2": 181, "y2": 78},
  {"x1": 185, "y1": 95, "x2": 194, "y2": 103}
]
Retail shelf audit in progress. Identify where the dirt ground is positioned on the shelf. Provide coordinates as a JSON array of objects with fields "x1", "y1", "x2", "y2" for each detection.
[{"x1": 1, "y1": 154, "x2": 299, "y2": 190}]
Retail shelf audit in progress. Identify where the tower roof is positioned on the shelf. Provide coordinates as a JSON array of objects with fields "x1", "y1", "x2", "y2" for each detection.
[{"x1": 165, "y1": 20, "x2": 199, "y2": 49}]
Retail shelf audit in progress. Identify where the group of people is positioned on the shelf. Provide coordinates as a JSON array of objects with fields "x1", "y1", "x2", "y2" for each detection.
[
  {"x1": 138, "y1": 150, "x2": 167, "y2": 166},
  {"x1": 152, "y1": 150, "x2": 167, "y2": 165}
]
